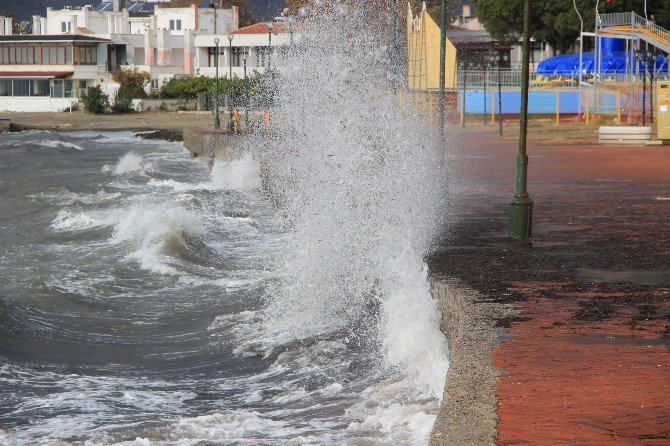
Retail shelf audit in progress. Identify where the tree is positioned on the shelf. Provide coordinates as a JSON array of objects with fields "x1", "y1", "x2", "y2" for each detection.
[
  {"x1": 473, "y1": 0, "x2": 670, "y2": 55},
  {"x1": 113, "y1": 67, "x2": 150, "y2": 99}
]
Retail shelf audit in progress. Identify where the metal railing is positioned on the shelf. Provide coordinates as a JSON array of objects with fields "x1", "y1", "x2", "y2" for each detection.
[{"x1": 456, "y1": 69, "x2": 669, "y2": 89}]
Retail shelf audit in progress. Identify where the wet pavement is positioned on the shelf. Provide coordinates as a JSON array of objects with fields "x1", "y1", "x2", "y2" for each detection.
[{"x1": 430, "y1": 127, "x2": 670, "y2": 444}]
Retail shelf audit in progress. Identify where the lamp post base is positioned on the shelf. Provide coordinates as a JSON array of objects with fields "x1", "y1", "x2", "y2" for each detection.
[{"x1": 509, "y1": 195, "x2": 533, "y2": 239}]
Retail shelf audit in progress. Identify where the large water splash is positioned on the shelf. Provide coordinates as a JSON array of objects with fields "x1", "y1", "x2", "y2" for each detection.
[{"x1": 258, "y1": 3, "x2": 450, "y2": 399}]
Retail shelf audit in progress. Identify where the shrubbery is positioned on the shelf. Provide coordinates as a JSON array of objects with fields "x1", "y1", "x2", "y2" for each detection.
[
  {"x1": 113, "y1": 67, "x2": 150, "y2": 99},
  {"x1": 159, "y1": 71, "x2": 277, "y2": 100},
  {"x1": 79, "y1": 86, "x2": 109, "y2": 114},
  {"x1": 111, "y1": 95, "x2": 134, "y2": 114}
]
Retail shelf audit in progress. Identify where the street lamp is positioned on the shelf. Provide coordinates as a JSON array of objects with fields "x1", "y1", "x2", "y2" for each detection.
[
  {"x1": 227, "y1": 34, "x2": 234, "y2": 132},
  {"x1": 439, "y1": 0, "x2": 447, "y2": 138},
  {"x1": 509, "y1": 0, "x2": 533, "y2": 239},
  {"x1": 483, "y1": 56, "x2": 488, "y2": 125},
  {"x1": 227, "y1": 34, "x2": 234, "y2": 80},
  {"x1": 214, "y1": 37, "x2": 220, "y2": 129},
  {"x1": 648, "y1": 50, "x2": 655, "y2": 126},
  {"x1": 460, "y1": 60, "x2": 467, "y2": 128},
  {"x1": 489, "y1": 48, "x2": 503, "y2": 136},
  {"x1": 243, "y1": 54, "x2": 248, "y2": 129},
  {"x1": 636, "y1": 49, "x2": 648, "y2": 126},
  {"x1": 267, "y1": 21, "x2": 274, "y2": 69}
]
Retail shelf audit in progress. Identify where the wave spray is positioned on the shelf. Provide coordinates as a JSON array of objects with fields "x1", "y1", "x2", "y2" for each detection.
[{"x1": 256, "y1": 1, "x2": 451, "y2": 431}]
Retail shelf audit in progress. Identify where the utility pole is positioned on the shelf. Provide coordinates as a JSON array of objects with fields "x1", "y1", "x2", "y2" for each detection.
[
  {"x1": 391, "y1": 0, "x2": 398, "y2": 95},
  {"x1": 509, "y1": 0, "x2": 533, "y2": 239},
  {"x1": 439, "y1": 0, "x2": 447, "y2": 140}
]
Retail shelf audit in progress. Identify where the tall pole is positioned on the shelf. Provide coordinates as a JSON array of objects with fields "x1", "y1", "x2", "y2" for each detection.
[
  {"x1": 649, "y1": 51, "x2": 654, "y2": 126},
  {"x1": 227, "y1": 34, "x2": 234, "y2": 132},
  {"x1": 573, "y1": 0, "x2": 583, "y2": 120},
  {"x1": 461, "y1": 62, "x2": 467, "y2": 128},
  {"x1": 483, "y1": 63, "x2": 488, "y2": 125},
  {"x1": 509, "y1": 0, "x2": 533, "y2": 239},
  {"x1": 390, "y1": 0, "x2": 398, "y2": 96},
  {"x1": 228, "y1": 35, "x2": 233, "y2": 80},
  {"x1": 497, "y1": 53, "x2": 503, "y2": 136},
  {"x1": 643, "y1": 59, "x2": 647, "y2": 126},
  {"x1": 214, "y1": 37, "x2": 220, "y2": 129},
  {"x1": 439, "y1": 0, "x2": 447, "y2": 139},
  {"x1": 244, "y1": 55, "x2": 248, "y2": 129},
  {"x1": 267, "y1": 21, "x2": 273, "y2": 70}
]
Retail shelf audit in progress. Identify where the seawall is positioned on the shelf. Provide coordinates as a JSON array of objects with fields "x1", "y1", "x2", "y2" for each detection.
[
  {"x1": 428, "y1": 277, "x2": 518, "y2": 445},
  {"x1": 183, "y1": 126, "x2": 511, "y2": 445}
]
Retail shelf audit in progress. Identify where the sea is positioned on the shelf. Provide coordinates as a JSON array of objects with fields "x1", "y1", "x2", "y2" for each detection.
[{"x1": 0, "y1": 4, "x2": 451, "y2": 445}]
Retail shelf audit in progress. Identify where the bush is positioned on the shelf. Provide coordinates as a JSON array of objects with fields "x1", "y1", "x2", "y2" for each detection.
[
  {"x1": 113, "y1": 67, "x2": 150, "y2": 99},
  {"x1": 79, "y1": 86, "x2": 109, "y2": 114},
  {"x1": 158, "y1": 71, "x2": 277, "y2": 100},
  {"x1": 111, "y1": 94, "x2": 134, "y2": 114}
]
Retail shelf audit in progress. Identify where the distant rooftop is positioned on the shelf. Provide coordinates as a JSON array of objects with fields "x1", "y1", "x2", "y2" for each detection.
[
  {"x1": 0, "y1": 35, "x2": 111, "y2": 43},
  {"x1": 95, "y1": 1, "x2": 155, "y2": 13}
]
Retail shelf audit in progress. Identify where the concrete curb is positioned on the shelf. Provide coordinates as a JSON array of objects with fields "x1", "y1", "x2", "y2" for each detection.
[{"x1": 429, "y1": 276, "x2": 519, "y2": 446}]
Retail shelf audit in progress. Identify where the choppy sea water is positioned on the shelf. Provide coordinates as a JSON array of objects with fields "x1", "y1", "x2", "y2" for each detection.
[{"x1": 0, "y1": 130, "x2": 449, "y2": 445}]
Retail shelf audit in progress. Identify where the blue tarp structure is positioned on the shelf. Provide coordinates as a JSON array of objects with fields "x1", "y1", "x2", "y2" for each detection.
[{"x1": 537, "y1": 51, "x2": 668, "y2": 76}]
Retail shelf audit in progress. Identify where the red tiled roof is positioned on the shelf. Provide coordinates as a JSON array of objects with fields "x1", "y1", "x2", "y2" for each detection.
[
  {"x1": 231, "y1": 22, "x2": 291, "y2": 35},
  {"x1": 0, "y1": 71, "x2": 74, "y2": 78}
]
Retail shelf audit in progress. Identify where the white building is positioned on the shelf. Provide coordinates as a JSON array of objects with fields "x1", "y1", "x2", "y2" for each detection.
[
  {"x1": 31, "y1": 2, "x2": 239, "y2": 86},
  {"x1": 0, "y1": 34, "x2": 110, "y2": 112},
  {"x1": 195, "y1": 21, "x2": 294, "y2": 79}
]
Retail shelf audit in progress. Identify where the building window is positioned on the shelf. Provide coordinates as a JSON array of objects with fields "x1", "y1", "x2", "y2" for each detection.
[
  {"x1": 169, "y1": 19, "x2": 182, "y2": 31},
  {"x1": 32, "y1": 79, "x2": 50, "y2": 96},
  {"x1": 232, "y1": 47, "x2": 250, "y2": 68},
  {"x1": 0, "y1": 79, "x2": 12, "y2": 96},
  {"x1": 13, "y1": 80, "x2": 30, "y2": 96},
  {"x1": 51, "y1": 79, "x2": 73, "y2": 98},
  {"x1": 150, "y1": 79, "x2": 158, "y2": 89},
  {"x1": 61, "y1": 21, "x2": 71, "y2": 33},
  {"x1": 0, "y1": 79, "x2": 51, "y2": 96}
]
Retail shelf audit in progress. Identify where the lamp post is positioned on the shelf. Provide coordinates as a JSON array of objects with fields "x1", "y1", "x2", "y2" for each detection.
[
  {"x1": 267, "y1": 21, "x2": 274, "y2": 69},
  {"x1": 636, "y1": 49, "x2": 647, "y2": 126},
  {"x1": 214, "y1": 37, "x2": 220, "y2": 129},
  {"x1": 483, "y1": 58, "x2": 488, "y2": 125},
  {"x1": 490, "y1": 48, "x2": 502, "y2": 136},
  {"x1": 439, "y1": 0, "x2": 447, "y2": 139},
  {"x1": 509, "y1": 0, "x2": 533, "y2": 239},
  {"x1": 227, "y1": 34, "x2": 233, "y2": 80},
  {"x1": 461, "y1": 61, "x2": 467, "y2": 128},
  {"x1": 243, "y1": 54, "x2": 248, "y2": 129},
  {"x1": 227, "y1": 34, "x2": 234, "y2": 132},
  {"x1": 391, "y1": 0, "x2": 399, "y2": 96},
  {"x1": 648, "y1": 50, "x2": 654, "y2": 126},
  {"x1": 573, "y1": 0, "x2": 584, "y2": 121}
]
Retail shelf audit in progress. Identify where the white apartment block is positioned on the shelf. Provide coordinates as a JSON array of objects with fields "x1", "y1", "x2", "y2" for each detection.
[
  {"x1": 0, "y1": 1, "x2": 241, "y2": 111},
  {"x1": 195, "y1": 20, "x2": 295, "y2": 79}
]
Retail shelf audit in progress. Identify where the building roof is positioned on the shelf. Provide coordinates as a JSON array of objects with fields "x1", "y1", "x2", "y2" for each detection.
[
  {"x1": 0, "y1": 35, "x2": 111, "y2": 43},
  {"x1": 445, "y1": 28, "x2": 493, "y2": 44},
  {"x1": 231, "y1": 22, "x2": 291, "y2": 35},
  {"x1": 0, "y1": 71, "x2": 74, "y2": 78}
]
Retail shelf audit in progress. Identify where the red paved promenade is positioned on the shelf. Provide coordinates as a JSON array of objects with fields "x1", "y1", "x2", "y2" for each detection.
[{"x1": 430, "y1": 125, "x2": 670, "y2": 444}]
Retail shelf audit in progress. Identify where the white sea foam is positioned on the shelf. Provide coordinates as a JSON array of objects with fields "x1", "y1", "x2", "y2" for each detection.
[
  {"x1": 148, "y1": 153, "x2": 261, "y2": 192},
  {"x1": 111, "y1": 152, "x2": 152, "y2": 175},
  {"x1": 36, "y1": 140, "x2": 84, "y2": 151},
  {"x1": 210, "y1": 153, "x2": 261, "y2": 191},
  {"x1": 111, "y1": 202, "x2": 205, "y2": 275},
  {"x1": 52, "y1": 210, "x2": 102, "y2": 231},
  {"x1": 254, "y1": 4, "x2": 450, "y2": 442}
]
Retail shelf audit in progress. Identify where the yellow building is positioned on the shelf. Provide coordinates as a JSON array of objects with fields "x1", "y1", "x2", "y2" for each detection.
[{"x1": 407, "y1": 2, "x2": 458, "y2": 90}]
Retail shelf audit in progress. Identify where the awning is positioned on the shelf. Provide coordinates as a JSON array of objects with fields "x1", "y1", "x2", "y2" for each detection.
[{"x1": 0, "y1": 71, "x2": 74, "y2": 79}]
